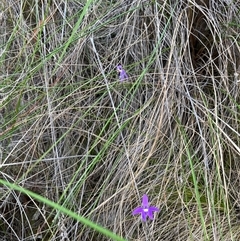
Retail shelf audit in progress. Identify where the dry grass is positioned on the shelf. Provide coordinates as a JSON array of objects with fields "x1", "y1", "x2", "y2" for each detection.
[{"x1": 1, "y1": 0, "x2": 240, "y2": 240}]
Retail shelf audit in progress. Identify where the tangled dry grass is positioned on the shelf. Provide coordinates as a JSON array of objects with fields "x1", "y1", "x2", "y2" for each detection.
[{"x1": 1, "y1": 0, "x2": 240, "y2": 240}]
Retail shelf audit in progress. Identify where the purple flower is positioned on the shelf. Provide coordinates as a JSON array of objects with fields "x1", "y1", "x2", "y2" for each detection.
[
  {"x1": 116, "y1": 65, "x2": 128, "y2": 81},
  {"x1": 132, "y1": 194, "x2": 159, "y2": 222}
]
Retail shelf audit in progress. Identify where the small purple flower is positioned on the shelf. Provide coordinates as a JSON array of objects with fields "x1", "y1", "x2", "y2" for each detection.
[
  {"x1": 117, "y1": 65, "x2": 128, "y2": 81},
  {"x1": 132, "y1": 194, "x2": 159, "y2": 222}
]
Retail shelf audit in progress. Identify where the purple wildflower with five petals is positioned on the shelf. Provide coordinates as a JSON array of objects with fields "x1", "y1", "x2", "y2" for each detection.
[
  {"x1": 117, "y1": 64, "x2": 128, "y2": 81},
  {"x1": 132, "y1": 194, "x2": 159, "y2": 222}
]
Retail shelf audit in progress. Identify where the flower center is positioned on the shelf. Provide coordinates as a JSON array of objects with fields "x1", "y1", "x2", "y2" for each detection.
[{"x1": 143, "y1": 208, "x2": 149, "y2": 212}]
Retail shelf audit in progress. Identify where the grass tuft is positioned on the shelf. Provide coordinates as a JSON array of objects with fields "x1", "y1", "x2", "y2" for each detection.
[{"x1": 1, "y1": 0, "x2": 240, "y2": 240}]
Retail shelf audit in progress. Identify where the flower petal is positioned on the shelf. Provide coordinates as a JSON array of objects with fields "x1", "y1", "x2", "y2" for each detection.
[
  {"x1": 149, "y1": 206, "x2": 160, "y2": 212},
  {"x1": 117, "y1": 65, "x2": 122, "y2": 72},
  {"x1": 123, "y1": 71, "x2": 128, "y2": 79},
  {"x1": 142, "y1": 194, "x2": 149, "y2": 208},
  {"x1": 119, "y1": 70, "x2": 128, "y2": 81},
  {"x1": 132, "y1": 207, "x2": 144, "y2": 215},
  {"x1": 141, "y1": 212, "x2": 147, "y2": 222},
  {"x1": 148, "y1": 212, "x2": 154, "y2": 220},
  {"x1": 148, "y1": 206, "x2": 160, "y2": 220},
  {"x1": 117, "y1": 65, "x2": 128, "y2": 81}
]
